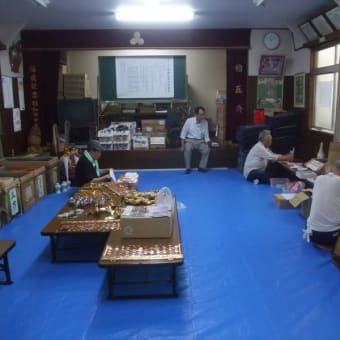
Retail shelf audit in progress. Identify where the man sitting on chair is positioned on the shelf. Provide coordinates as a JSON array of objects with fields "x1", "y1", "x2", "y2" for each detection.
[{"x1": 180, "y1": 106, "x2": 210, "y2": 174}]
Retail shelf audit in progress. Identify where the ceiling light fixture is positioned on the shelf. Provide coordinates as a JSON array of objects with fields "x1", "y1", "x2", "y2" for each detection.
[
  {"x1": 115, "y1": 5, "x2": 194, "y2": 23},
  {"x1": 31, "y1": 0, "x2": 51, "y2": 8},
  {"x1": 253, "y1": 0, "x2": 266, "y2": 7}
]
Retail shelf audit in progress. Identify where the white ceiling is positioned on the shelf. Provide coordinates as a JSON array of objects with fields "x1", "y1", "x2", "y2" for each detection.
[{"x1": 0, "y1": 0, "x2": 335, "y2": 30}]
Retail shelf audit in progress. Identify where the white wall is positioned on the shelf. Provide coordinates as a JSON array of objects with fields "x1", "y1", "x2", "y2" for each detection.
[
  {"x1": 66, "y1": 49, "x2": 226, "y2": 121},
  {"x1": 248, "y1": 29, "x2": 310, "y2": 76}
]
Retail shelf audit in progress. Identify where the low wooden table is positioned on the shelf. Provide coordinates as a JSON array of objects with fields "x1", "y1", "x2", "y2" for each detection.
[
  {"x1": 278, "y1": 161, "x2": 316, "y2": 187},
  {"x1": 41, "y1": 206, "x2": 120, "y2": 262},
  {"x1": 99, "y1": 206, "x2": 184, "y2": 299},
  {"x1": 0, "y1": 240, "x2": 16, "y2": 284}
]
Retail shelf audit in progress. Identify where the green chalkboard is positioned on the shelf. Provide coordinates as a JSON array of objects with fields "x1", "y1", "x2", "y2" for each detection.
[{"x1": 98, "y1": 56, "x2": 187, "y2": 101}]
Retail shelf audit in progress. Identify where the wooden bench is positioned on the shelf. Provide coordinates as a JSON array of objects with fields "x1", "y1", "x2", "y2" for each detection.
[{"x1": 0, "y1": 240, "x2": 16, "y2": 284}]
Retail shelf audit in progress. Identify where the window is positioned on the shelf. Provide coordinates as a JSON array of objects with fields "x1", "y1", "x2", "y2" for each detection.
[{"x1": 312, "y1": 44, "x2": 340, "y2": 133}]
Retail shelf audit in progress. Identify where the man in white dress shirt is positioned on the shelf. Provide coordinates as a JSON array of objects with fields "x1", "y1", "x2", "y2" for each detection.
[
  {"x1": 243, "y1": 129, "x2": 293, "y2": 183},
  {"x1": 180, "y1": 106, "x2": 210, "y2": 174},
  {"x1": 305, "y1": 161, "x2": 340, "y2": 247}
]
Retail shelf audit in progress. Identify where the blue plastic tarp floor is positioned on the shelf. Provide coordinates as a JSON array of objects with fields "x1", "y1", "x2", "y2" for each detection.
[{"x1": 0, "y1": 169, "x2": 339, "y2": 340}]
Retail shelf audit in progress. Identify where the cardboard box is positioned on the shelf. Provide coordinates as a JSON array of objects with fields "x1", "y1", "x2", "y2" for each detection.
[
  {"x1": 120, "y1": 205, "x2": 174, "y2": 238},
  {"x1": 0, "y1": 157, "x2": 59, "y2": 193},
  {"x1": 149, "y1": 133, "x2": 166, "y2": 149},
  {"x1": 141, "y1": 119, "x2": 166, "y2": 134},
  {"x1": 63, "y1": 73, "x2": 90, "y2": 98},
  {"x1": 3, "y1": 172, "x2": 36, "y2": 212},
  {"x1": 0, "y1": 164, "x2": 47, "y2": 202},
  {"x1": 141, "y1": 120, "x2": 155, "y2": 133},
  {"x1": 132, "y1": 135, "x2": 149, "y2": 150},
  {"x1": 327, "y1": 142, "x2": 340, "y2": 172},
  {"x1": 274, "y1": 190, "x2": 312, "y2": 209}
]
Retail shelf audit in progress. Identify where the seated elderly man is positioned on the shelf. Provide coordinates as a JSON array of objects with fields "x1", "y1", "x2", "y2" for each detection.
[
  {"x1": 180, "y1": 106, "x2": 210, "y2": 174},
  {"x1": 305, "y1": 161, "x2": 340, "y2": 248},
  {"x1": 243, "y1": 129, "x2": 293, "y2": 184}
]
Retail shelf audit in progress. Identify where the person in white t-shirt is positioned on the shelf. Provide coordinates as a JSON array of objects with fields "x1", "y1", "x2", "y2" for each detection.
[
  {"x1": 305, "y1": 161, "x2": 340, "y2": 247},
  {"x1": 243, "y1": 129, "x2": 293, "y2": 183},
  {"x1": 180, "y1": 106, "x2": 210, "y2": 174}
]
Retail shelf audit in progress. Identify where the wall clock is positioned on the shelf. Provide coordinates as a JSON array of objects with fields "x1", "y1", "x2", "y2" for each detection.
[{"x1": 263, "y1": 32, "x2": 280, "y2": 50}]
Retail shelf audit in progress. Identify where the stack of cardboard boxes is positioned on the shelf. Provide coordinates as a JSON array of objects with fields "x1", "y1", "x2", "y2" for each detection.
[
  {"x1": 63, "y1": 73, "x2": 90, "y2": 99},
  {"x1": 141, "y1": 119, "x2": 167, "y2": 149}
]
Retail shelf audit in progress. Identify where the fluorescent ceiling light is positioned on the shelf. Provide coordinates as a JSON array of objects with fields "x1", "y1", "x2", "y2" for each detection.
[
  {"x1": 253, "y1": 0, "x2": 266, "y2": 7},
  {"x1": 115, "y1": 5, "x2": 194, "y2": 23},
  {"x1": 31, "y1": 0, "x2": 51, "y2": 8}
]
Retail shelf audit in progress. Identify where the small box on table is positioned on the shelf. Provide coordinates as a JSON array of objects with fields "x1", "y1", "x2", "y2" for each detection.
[{"x1": 120, "y1": 205, "x2": 174, "y2": 238}]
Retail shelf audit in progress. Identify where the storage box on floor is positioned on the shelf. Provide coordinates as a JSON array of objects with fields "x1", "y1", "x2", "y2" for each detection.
[
  {"x1": 0, "y1": 166, "x2": 47, "y2": 212},
  {"x1": 274, "y1": 189, "x2": 312, "y2": 209},
  {"x1": 0, "y1": 177, "x2": 21, "y2": 226},
  {"x1": 0, "y1": 157, "x2": 59, "y2": 193},
  {"x1": 141, "y1": 119, "x2": 167, "y2": 149}
]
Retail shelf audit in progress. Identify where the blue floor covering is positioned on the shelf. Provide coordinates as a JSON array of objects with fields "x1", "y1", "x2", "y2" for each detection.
[{"x1": 0, "y1": 169, "x2": 339, "y2": 340}]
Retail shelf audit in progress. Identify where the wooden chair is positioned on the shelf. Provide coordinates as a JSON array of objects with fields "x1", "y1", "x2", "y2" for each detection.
[{"x1": 0, "y1": 240, "x2": 16, "y2": 284}]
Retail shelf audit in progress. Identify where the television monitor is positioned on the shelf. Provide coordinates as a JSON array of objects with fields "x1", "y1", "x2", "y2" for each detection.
[{"x1": 57, "y1": 99, "x2": 97, "y2": 127}]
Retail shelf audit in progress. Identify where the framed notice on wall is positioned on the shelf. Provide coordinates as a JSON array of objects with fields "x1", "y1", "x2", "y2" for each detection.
[
  {"x1": 259, "y1": 55, "x2": 285, "y2": 76},
  {"x1": 256, "y1": 77, "x2": 283, "y2": 109},
  {"x1": 294, "y1": 73, "x2": 305, "y2": 108},
  {"x1": 326, "y1": 6, "x2": 340, "y2": 30},
  {"x1": 311, "y1": 15, "x2": 333, "y2": 36},
  {"x1": 299, "y1": 22, "x2": 319, "y2": 41}
]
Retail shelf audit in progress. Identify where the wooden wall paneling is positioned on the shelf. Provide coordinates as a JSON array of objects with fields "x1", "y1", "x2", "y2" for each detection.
[
  {"x1": 21, "y1": 29, "x2": 251, "y2": 50},
  {"x1": 22, "y1": 50, "x2": 61, "y2": 146}
]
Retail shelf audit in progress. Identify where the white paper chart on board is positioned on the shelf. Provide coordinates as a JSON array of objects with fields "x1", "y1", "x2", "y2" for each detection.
[
  {"x1": 115, "y1": 57, "x2": 174, "y2": 99},
  {"x1": 1, "y1": 76, "x2": 14, "y2": 108}
]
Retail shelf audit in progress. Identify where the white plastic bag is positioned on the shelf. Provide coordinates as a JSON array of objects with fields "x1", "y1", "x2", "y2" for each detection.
[{"x1": 155, "y1": 187, "x2": 173, "y2": 210}]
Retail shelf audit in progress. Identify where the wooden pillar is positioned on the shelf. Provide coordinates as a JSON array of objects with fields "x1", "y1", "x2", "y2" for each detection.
[{"x1": 226, "y1": 49, "x2": 248, "y2": 141}]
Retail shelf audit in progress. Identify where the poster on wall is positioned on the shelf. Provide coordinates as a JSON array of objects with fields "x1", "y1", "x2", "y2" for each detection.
[
  {"x1": 294, "y1": 73, "x2": 305, "y2": 108},
  {"x1": 256, "y1": 77, "x2": 284, "y2": 109},
  {"x1": 13, "y1": 108, "x2": 22, "y2": 132},
  {"x1": 17, "y1": 77, "x2": 25, "y2": 110},
  {"x1": 1, "y1": 76, "x2": 14, "y2": 108}
]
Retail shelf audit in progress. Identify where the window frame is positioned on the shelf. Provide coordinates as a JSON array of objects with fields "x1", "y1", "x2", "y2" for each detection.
[{"x1": 310, "y1": 42, "x2": 340, "y2": 134}]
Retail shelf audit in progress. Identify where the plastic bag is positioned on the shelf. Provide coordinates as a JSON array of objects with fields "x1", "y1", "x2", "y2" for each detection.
[{"x1": 155, "y1": 187, "x2": 173, "y2": 210}]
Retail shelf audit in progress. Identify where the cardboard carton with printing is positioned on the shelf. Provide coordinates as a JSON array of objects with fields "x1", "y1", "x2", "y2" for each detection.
[
  {"x1": 120, "y1": 204, "x2": 174, "y2": 238},
  {"x1": 274, "y1": 189, "x2": 312, "y2": 209}
]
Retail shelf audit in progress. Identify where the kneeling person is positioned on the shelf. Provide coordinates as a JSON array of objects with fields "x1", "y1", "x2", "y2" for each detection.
[{"x1": 243, "y1": 129, "x2": 293, "y2": 184}]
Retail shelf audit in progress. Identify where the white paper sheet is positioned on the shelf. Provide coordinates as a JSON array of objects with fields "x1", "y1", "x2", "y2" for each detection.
[
  {"x1": 13, "y1": 108, "x2": 21, "y2": 132},
  {"x1": 17, "y1": 77, "x2": 25, "y2": 110},
  {"x1": 1, "y1": 76, "x2": 14, "y2": 108}
]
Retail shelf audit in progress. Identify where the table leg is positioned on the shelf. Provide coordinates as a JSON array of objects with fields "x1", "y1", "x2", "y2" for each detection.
[
  {"x1": 107, "y1": 267, "x2": 116, "y2": 299},
  {"x1": 171, "y1": 265, "x2": 177, "y2": 296},
  {"x1": 50, "y1": 236, "x2": 57, "y2": 263},
  {"x1": 3, "y1": 255, "x2": 12, "y2": 284}
]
